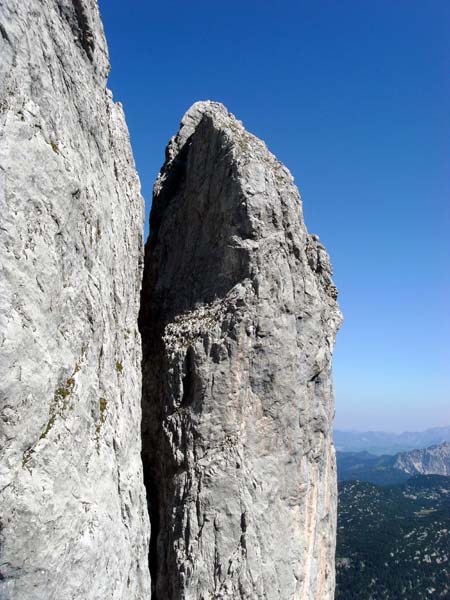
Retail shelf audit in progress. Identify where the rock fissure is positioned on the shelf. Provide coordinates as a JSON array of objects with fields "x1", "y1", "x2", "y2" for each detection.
[{"x1": 71, "y1": 0, "x2": 95, "y2": 60}]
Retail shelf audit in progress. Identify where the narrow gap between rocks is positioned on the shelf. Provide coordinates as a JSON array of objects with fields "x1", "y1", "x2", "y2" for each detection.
[{"x1": 142, "y1": 463, "x2": 159, "y2": 600}]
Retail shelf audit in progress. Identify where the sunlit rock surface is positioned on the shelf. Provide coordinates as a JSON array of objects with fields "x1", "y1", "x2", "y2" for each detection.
[
  {"x1": 394, "y1": 442, "x2": 450, "y2": 476},
  {"x1": 140, "y1": 101, "x2": 342, "y2": 599},
  {"x1": 0, "y1": 1, "x2": 150, "y2": 598}
]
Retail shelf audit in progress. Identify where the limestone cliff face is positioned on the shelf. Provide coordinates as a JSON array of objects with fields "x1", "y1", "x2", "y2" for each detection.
[
  {"x1": 140, "y1": 102, "x2": 342, "y2": 599},
  {"x1": 0, "y1": 4, "x2": 340, "y2": 597},
  {"x1": 0, "y1": 2, "x2": 150, "y2": 598}
]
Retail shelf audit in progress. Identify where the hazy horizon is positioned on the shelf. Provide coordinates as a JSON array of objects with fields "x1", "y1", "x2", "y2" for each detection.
[
  {"x1": 334, "y1": 424, "x2": 450, "y2": 434},
  {"x1": 100, "y1": 0, "x2": 449, "y2": 432}
]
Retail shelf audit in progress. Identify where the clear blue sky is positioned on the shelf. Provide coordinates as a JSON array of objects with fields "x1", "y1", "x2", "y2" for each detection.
[{"x1": 99, "y1": 0, "x2": 449, "y2": 432}]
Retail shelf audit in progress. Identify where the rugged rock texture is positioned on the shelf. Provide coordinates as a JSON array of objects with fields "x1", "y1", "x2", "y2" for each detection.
[
  {"x1": 394, "y1": 442, "x2": 450, "y2": 476},
  {"x1": 140, "y1": 102, "x2": 342, "y2": 599},
  {"x1": 0, "y1": 2, "x2": 150, "y2": 598}
]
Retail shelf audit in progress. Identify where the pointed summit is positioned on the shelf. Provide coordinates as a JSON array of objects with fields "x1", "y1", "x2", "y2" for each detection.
[{"x1": 140, "y1": 101, "x2": 342, "y2": 599}]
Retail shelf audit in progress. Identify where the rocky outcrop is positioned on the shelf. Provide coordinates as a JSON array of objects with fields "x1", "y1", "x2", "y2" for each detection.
[
  {"x1": 394, "y1": 442, "x2": 450, "y2": 476},
  {"x1": 0, "y1": 2, "x2": 150, "y2": 598},
  {"x1": 0, "y1": 3, "x2": 341, "y2": 597},
  {"x1": 140, "y1": 102, "x2": 342, "y2": 599}
]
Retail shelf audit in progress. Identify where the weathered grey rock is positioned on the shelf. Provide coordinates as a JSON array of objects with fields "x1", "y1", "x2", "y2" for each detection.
[
  {"x1": 140, "y1": 101, "x2": 342, "y2": 599},
  {"x1": 394, "y1": 442, "x2": 450, "y2": 476},
  {"x1": 0, "y1": 2, "x2": 150, "y2": 598}
]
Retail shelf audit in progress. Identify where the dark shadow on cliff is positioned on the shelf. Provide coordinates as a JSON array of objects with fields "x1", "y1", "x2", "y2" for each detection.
[{"x1": 138, "y1": 112, "x2": 255, "y2": 598}]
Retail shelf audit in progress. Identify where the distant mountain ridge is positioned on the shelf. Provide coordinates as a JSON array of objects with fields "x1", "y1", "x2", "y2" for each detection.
[
  {"x1": 337, "y1": 441, "x2": 450, "y2": 485},
  {"x1": 394, "y1": 441, "x2": 450, "y2": 475},
  {"x1": 336, "y1": 450, "x2": 407, "y2": 485},
  {"x1": 334, "y1": 425, "x2": 450, "y2": 455}
]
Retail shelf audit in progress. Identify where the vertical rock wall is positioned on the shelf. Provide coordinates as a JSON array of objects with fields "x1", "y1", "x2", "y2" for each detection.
[
  {"x1": 140, "y1": 102, "x2": 342, "y2": 599},
  {"x1": 0, "y1": 1, "x2": 150, "y2": 598},
  {"x1": 0, "y1": 4, "x2": 341, "y2": 598}
]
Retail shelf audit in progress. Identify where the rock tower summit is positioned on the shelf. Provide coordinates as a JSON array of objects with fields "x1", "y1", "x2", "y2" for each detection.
[{"x1": 140, "y1": 101, "x2": 342, "y2": 599}]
